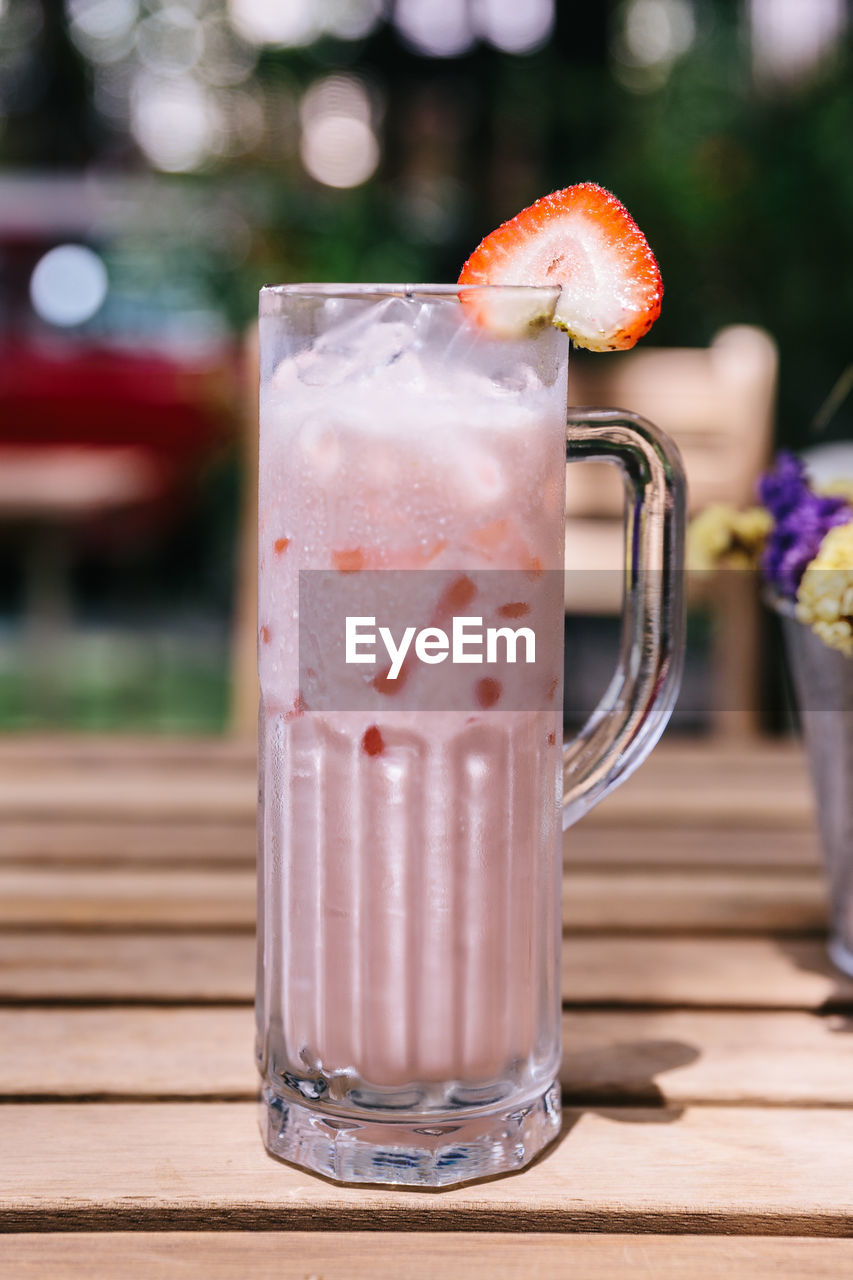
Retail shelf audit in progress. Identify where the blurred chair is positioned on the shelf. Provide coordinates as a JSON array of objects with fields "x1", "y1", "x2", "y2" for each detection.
[{"x1": 565, "y1": 325, "x2": 778, "y2": 736}]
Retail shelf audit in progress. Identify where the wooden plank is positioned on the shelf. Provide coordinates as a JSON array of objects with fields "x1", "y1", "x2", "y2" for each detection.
[
  {"x1": 0, "y1": 735, "x2": 256, "y2": 767},
  {"x1": 2, "y1": 1101, "x2": 853, "y2": 1232},
  {"x1": 3, "y1": 1007, "x2": 853, "y2": 1108},
  {"x1": 0, "y1": 932, "x2": 254, "y2": 1003},
  {"x1": 0, "y1": 735, "x2": 795, "y2": 773},
  {"x1": 559, "y1": 1009, "x2": 853, "y2": 1106},
  {"x1": 582, "y1": 742, "x2": 814, "y2": 830},
  {"x1": 584, "y1": 782, "x2": 814, "y2": 830},
  {"x1": 0, "y1": 820, "x2": 821, "y2": 870},
  {"x1": 565, "y1": 825, "x2": 821, "y2": 869},
  {"x1": 0, "y1": 869, "x2": 256, "y2": 929},
  {"x1": 0, "y1": 773, "x2": 255, "y2": 823},
  {"x1": 3, "y1": 1233, "x2": 853, "y2": 1279},
  {"x1": 0, "y1": 820, "x2": 255, "y2": 866},
  {"x1": 0, "y1": 1007, "x2": 256, "y2": 1098},
  {"x1": 0, "y1": 865, "x2": 827, "y2": 932},
  {"x1": 561, "y1": 935, "x2": 853, "y2": 1011},
  {"x1": 562, "y1": 869, "x2": 826, "y2": 933},
  {"x1": 0, "y1": 740, "x2": 811, "y2": 831},
  {"x1": 2, "y1": 932, "x2": 852, "y2": 1009}
]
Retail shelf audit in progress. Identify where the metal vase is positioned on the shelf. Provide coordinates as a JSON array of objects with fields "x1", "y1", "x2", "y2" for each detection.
[{"x1": 778, "y1": 601, "x2": 853, "y2": 976}]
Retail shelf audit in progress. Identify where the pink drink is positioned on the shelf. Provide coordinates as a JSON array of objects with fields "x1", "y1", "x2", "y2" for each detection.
[
  {"x1": 256, "y1": 285, "x2": 686, "y2": 1186},
  {"x1": 257, "y1": 286, "x2": 567, "y2": 1182}
]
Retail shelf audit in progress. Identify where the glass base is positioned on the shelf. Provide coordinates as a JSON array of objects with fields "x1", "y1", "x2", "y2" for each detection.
[
  {"x1": 828, "y1": 934, "x2": 853, "y2": 978},
  {"x1": 259, "y1": 1079, "x2": 562, "y2": 1187}
]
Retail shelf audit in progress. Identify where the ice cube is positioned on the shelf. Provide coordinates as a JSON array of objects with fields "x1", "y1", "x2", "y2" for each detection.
[
  {"x1": 465, "y1": 454, "x2": 507, "y2": 505},
  {"x1": 269, "y1": 353, "x2": 301, "y2": 394},
  {"x1": 299, "y1": 414, "x2": 343, "y2": 477},
  {"x1": 381, "y1": 349, "x2": 426, "y2": 390},
  {"x1": 315, "y1": 296, "x2": 416, "y2": 354},
  {"x1": 296, "y1": 298, "x2": 420, "y2": 388},
  {"x1": 352, "y1": 321, "x2": 415, "y2": 369},
  {"x1": 493, "y1": 364, "x2": 541, "y2": 394},
  {"x1": 296, "y1": 348, "x2": 359, "y2": 387}
]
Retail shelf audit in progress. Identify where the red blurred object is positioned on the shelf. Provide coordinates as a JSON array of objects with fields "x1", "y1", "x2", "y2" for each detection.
[
  {"x1": 0, "y1": 172, "x2": 242, "y2": 537},
  {"x1": 0, "y1": 339, "x2": 240, "y2": 548},
  {"x1": 0, "y1": 338, "x2": 238, "y2": 493}
]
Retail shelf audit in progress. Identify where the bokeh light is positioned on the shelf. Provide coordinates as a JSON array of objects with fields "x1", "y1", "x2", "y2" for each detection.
[
  {"x1": 227, "y1": 0, "x2": 382, "y2": 48},
  {"x1": 394, "y1": 0, "x2": 475, "y2": 58},
  {"x1": 472, "y1": 0, "x2": 554, "y2": 55},
  {"x1": 197, "y1": 12, "x2": 257, "y2": 86},
  {"x1": 612, "y1": 0, "x2": 696, "y2": 92},
  {"x1": 622, "y1": 0, "x2": 695, "y2": 65},
  {"x1": 29, "y1": 244, "x2": 109, "y2": 327},
  {"x1": 136, "y1": 5, "x2": 203, "y2": 77},
  {"x1": 65, "y1": 0, "x2": 138, "y2": 64},
  {"x1": 300, "y1": 73, "x2": 373, "y2": 128},
  {"x1": 227, "y1": 0, "x2": 322, "y2": 48},
  {"x1": 299, "y1": 74, "x2": 380, "y2": 188},
  {"x1": 750, "y1": 0, "x2": 847, "y2": 85},
  {"x1": 324, "y1": 0, "x2": 384, "y2": 42},
  {"x1": 130, "y1": 73, "x2": 222, "y2": 171},
  {"x1": 66, "y1": 0, "x2": 137, "y2": 40}
]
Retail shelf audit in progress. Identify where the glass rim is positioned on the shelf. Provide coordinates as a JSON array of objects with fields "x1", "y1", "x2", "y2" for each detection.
[{"x1": 259, "y1": 282, "x2": 562, "y2": 302}]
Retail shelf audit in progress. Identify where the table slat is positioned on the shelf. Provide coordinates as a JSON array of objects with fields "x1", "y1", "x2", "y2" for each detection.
[
  {"x1": 3, "y1": 932, "x2": 852, "y2": 1009},
  {"x1": 0, "y1": 866, "x2": 827, "y2": 933},
  {"x1": 3, "y1": 1233, "x2": 853, "y2": 1279},
  {"x1": 566, "y1": 825, "x2": 820, "y2": 869},
  {"x1": 0, "y1": 821, "x2": 822, "y2": 871},
  {"x1": 2, "y1": 1102, "x2": 852, "y2": 1233},
  {"x1": 2, "y1": 1007, "x2": 852, "y2": 1108},
  {"x1": 0, "y1": 932, "x2": 254, "y2": 1003},
  {"x1": 0, "y1": 869, "x2": 256, "y2": 929},
  {"x1": 0, "y1": 742, "x2": 812, "y2": 832},
  {"x1": 0, "y1": 736, "x2": 257, "y2": 767},
  {"x1": 0, "y1": 775, "x2": 255, "y2": 823},
  {"x1": 561, "y1": 935, "x2": 853, "y2": 1009},
  {"x1": 0, "y1": 821, "x2": 255, "y2": 866}
]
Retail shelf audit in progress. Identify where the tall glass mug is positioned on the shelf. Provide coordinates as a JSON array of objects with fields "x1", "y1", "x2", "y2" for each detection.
[{"x1": 256, "y1": 284, "x2": 685, "y2": 1187}]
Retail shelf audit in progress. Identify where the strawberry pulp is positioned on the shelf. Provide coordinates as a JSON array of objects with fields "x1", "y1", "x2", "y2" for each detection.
[{"x1": 459, "y1": 182, "x2": 662, "y2": 352}]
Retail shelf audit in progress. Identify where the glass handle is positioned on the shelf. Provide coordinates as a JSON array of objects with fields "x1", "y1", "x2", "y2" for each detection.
[{"x1": 563, "y1": 408, "x2": 686, "y2": 827}]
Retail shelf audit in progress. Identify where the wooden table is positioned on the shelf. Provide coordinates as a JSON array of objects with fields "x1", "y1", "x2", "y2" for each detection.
[{"x1": 2, "y1": 734, "x2": 853, "y2": 1276}]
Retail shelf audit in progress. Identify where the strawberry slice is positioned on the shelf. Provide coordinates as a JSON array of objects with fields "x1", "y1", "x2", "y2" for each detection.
[{"x1": 458, "y1": 183, "x2": 662, "y2": 351}]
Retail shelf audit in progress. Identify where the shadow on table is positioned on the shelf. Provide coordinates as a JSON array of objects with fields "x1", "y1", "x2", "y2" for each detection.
[
  {"x1": 520, "y1": 1037, "x2": 701, "y2": 1175},
  {"x1": 559, "y1": 1036, "x2": 700, "y2": 1108},
  {"x1": 773, "y1": 937, "x2": 853, "y2": 1033}
]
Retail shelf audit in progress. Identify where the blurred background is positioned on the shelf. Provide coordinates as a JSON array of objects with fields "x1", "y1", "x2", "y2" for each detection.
[{"x1": 1, "y1": 0, "x2": 852, "y2": 733}]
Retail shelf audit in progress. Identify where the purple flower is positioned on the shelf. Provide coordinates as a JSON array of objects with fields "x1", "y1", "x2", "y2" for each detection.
[
  {"x1": 757, "y1": 451, "x2": 810, "y2": 520},
  {"x1": 758, "y1": 452, "x2": 852, "y2": 598}
]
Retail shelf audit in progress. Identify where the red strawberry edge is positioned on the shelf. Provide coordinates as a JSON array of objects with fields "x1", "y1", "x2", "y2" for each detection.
[{"x1": 458, "y1": 182, "x2": 662, "y2": 352}]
